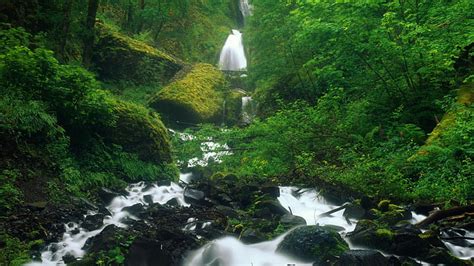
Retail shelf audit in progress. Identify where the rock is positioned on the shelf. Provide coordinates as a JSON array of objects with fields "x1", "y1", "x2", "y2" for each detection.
[
  {"x1": 240, "y1": 228, "x2": 266, "y2": 244},
  {"x1": 335, "y1": 250, "x2": 388, "y2": 266},
  {"x1": 126, "y1": 237, "x2": 173, "y2": 266},
  {"x1": 280, "y1": 214, "x2": 306, "y2": 227},
  {"x1": 343, "y1": 203, "x2": 366, "y2": 219},
  {"x1": 215, "y1": 205, "x2": 239, "y2": 219},
  {"x1": 122, "y1": 203, "x2": 145, "y2": 217},
  {"x1": 184, "y1": 188, "x2": 208, "y2": 206},
  {"x1": 277, "y1": 225, "x2": 349, "y2": 264},
  {"x1": 254, "y1": 200, "x2": 289, "y2": 217},
  {"x1": 62, "y1": 253, "x2": 77, "y2": 264},
  {"x1": 82, "y1": 213, "x2": 105, "y2": 231},
  {"x1": 98, "y1": 188, "x2": 120, "y2": 205},
  {"x1": 84, "y1": 225, "x2": 124, "y2": 253},
  {"x1": 143, "y1": 195, "x2": 154, "y2": 205},
  {"x1": 157, "y1": 180, "x2": 172, "y2": 186},
  {"x1": 93, "y1": 22, "x2": 182, "y2": 83},
  {"x1": 104, "y1": 100, "x2": 173, "y2": 165},
  {"x1": 165, "y1": 198, "x2": 179, "y2": 206},
  {"x1": 261, "y1": 185, "x2": 280, "y2": 198},
  {"x1": 25, "y1": 201, "x2": 48, "y2": 210},
  {"x1": 149, "y1": 63, "x2": 226, "y2": 124}
]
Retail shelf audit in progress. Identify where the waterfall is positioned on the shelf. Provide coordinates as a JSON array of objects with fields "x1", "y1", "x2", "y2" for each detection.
[
  {"x1": 218, "y1": 30, "x2": 247, "y2": 71},
  {"x1": 239, "y1": 0, "x2": 253, "y2": 17},
  {"x1": 241, "y1": 96, "x2": 255, "y2": 124}
]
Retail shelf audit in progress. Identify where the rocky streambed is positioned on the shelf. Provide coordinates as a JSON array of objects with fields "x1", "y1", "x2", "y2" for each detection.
[{"x1": 12, "y1": 171, "x2": 472, "y2": 266}]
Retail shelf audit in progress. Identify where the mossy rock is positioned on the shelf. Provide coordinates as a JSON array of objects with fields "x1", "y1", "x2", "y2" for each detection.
[
  {"x1": 149, "y1": 63, "x2": 226, "y2": 125},
  {"x1": 104, "y1": 99, "x2": 172, "y2": 164},
  {"x1": 276, "y1": 225, "x2": 349, "y2": 264},
  {"x1": 93, "y1": 22, "x2": 183, "y2": 84}
]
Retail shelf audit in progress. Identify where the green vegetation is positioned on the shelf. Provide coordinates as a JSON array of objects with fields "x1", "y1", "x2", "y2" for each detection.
[
  {"x1": 0, "y1": 27, "x2": 174, "y2": 213},
  {"x1": 149, "y1": 63, "x2": 226, "y2": 124},
  {"x1": 174, "y1": 1, "x2": 473, "y2": 204}
]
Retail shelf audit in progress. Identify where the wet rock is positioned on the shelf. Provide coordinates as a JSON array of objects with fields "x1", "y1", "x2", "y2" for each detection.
[
  {"x1": 254, "y1": 200, "x2": 289, "y2": 217},
  {"x1": 126, "y1": 237, "x2": 172, "y2": 266},
  {"x1": 62, "y1": 253, "x2": 77, "y2": 264},
  {"x1": 184, "y1": 188, "x2": 209, "y2": 206},
  {"x1": 343, "y1": 203, "x2": 366, "y2": 220},
  {"x1": 122, "y1": 203, "x2": 145, "y2": 217},
  {"x1": 84, "y1": 225, "x2": 124, "y2": 253},
  {"x1": 165, "y1": 198, "x2": 179, "y2": 206},
  {"x1": 280, "y1": 214, "x2": 306, "y2": 227},
  {"x1": 240, "y1": 228, "x2": 266, "y2": 244},
  {"x1": 143, "y1": 195, "x2": 154, "y2": 205},
  {"x1": 277, "y1": 225, "x2": 349, "y2": 264},
  {"x1": 82, "y1": 213, "x2": 105, "y2": 231},
  {"x1": 25, "y1": 201, "x2": 48, "y2": 210},
  {"x1": 157, "y1": 180, "x2": 172, "y2": 187},
  {"x1": 98, "y1": 188, "x2": 120, "y2": 205},
  {"x1": 335, "y1": 250, "x2": 388, "y2": 266},
  {"x1": 261, "y1": 185, "x2": 280, "y2": 198}
]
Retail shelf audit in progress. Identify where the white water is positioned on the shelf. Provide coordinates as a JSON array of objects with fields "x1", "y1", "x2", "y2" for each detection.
[
  {"x1": 278, "y1": 187, "x2": 356, "y2": 232},
  {"x1": 184, "y1": 232, "x2": 310, "y2": 266},
  {"x1": 241, "y1": 96, "x2": 255, "y2": 125},
  {"x1": 26, "y1": 179, "x2": 188, "y2": 265},
  {"x1": 239, "y1": 0, "x2": 253, "y2": 17},
  {"x1": 218, "y1": 30, "x2": 247, "y2": 71}
]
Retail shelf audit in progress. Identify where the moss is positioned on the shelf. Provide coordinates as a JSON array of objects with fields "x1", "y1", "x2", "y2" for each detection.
[
  {"x1": 149, "y1": 63, "x2": 226, "y2": 125},
  {"x1": 105, "y1": 99, "x2": 172, "y2": 164},
  {"x1": 377, "y1": 199, "x2": 391, "y2": 212},
  {"x1": 93, "y1": 22, "x2": 183, "y2": 84},
  {"x1": 224, "y1": 90, "x2": 245, "y2": 126},
  {"x1": 0, "y1": 233, "x2": 37, "y2": 266},
  {"x1": 375, "y1": 228, "x2": 394, "y2": 240}
]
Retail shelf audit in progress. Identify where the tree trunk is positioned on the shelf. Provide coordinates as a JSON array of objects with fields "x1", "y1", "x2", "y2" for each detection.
[
  {"x1": 59, "y1": 0, "x2": 74, "y2": 61},
  {"x1": 82, "y1": 0, "x2": 99, "y2": 67}
]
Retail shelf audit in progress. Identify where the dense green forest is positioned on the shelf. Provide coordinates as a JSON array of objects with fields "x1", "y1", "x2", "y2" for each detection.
[{"x1": 0, "y1": 0, "x2": 472, "y2": 265}]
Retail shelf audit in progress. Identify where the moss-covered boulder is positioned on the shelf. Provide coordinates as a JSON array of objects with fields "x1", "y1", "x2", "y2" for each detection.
[
  {"x1": 149, "y1": 63, "x2": 226, "y2": 125},
  {"x1": 105, "y1": 100, "x2": 172, "y2": 164},
  {"x1": 93, "y1": 22, "x2": 183, "y2": 84},
  {"x1": 276, "y1": 225, "x2": 349, "y2": 264}
]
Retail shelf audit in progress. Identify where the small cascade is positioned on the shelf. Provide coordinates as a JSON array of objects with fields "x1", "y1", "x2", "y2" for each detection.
[
  {"x1": 218, "y1": 29, "x2": 247, "y2": 71},
  {"x1": 241, "y1": 95, "x2": 256, "y2": 125},
  {"x1": 239, "y1": 0, "x2": 253, "y2": 18}
]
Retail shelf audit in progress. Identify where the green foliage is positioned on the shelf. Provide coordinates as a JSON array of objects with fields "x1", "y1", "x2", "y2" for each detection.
[
  {"x1": 0, "y1": 232, "x2": 43, "y2": 266},
  {"x1": 0, "y1": 28, "x2": 175, "y2": 211}
]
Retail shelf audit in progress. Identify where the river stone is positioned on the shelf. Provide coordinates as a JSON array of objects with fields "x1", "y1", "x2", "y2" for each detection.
[
  {"x1": 254, "y1": 200, "x2": 289, "y2": 217},
  {"x1": 82, "y1": 213, "x2": 105, "y2": 231},
  {"x1": 122, "y1": 203, "x2": 145, "y2": 217},
  {"x1": 143, "y1": 194, "x2": 154, "y2": 205},
  {"x1": 280, "y1": 214, "x2": 306, "y2": 226},
  {"x1": 335, "y1": 250, "x2": 388, "y2": 266},
  {"x1": 343, "y1": 203, "x2": 366, "y2": 219},
  {"x1": 261, "y1": 185, "x2": 280, "y2": 198},
  {"x1": 184, "y1": 188, "x2": 207, "y2": 205},
  {"x1": 98, "y1": 188, "x2": 120, "y2": 205},
  {"x1": 277, "y1": 225, "x2": 349, "y2": 263},
  {"x1": 127, "y1": 237, "x2": 173, "y2": 266},
  {"x1": 165, "y1": 198, "x2": 179, "y2": 206},
  {"x1": 240, "y1": 228, "x2": 266, "y2": 244}
]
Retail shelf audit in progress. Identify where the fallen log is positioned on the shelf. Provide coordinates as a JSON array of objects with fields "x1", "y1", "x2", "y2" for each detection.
[
  {"x1": 416, "y1": 204, "x2": 474, "y2": 228},
  {"x1": 317, "y1": 203, "x2": 349, "y2": 218}
]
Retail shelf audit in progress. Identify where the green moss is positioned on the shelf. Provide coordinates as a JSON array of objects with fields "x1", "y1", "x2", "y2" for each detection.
[
  {"x1": 93, "y1": 22, "x2": 183, "y2": 84},
  {"x1": 375, "y1": 228, "x2": 394, "y2": 240},
  {"x1": 105, "y1": 99, "x2": 172, "y2": 165},
  {"x1": 377, "y1": 200, "x2": 391, "y2": 212},
  {"x1": 149, "y1": 63, "x2": 226, "y2": 124}
]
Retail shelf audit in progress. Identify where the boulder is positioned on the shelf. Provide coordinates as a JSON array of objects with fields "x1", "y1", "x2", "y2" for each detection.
[
  {"x1": 279, "y1": 214, "x2": 306, "y2": 227},
  {"x1": 254, "y1": 200, "x2": 289, "y2": 217},
  {"x1": 98, "y1": 188, "x2": 120, "y2": 205},
  {"x1": 276, "y1": 225, "x2": 349, "y2": 264},
  {"x1": 149, "y1": 63, "x2": 226, "y2": 125},
  {"x1": 261, "y1": 185, "x2": 280, "y2": 198},
  {"x1": 126, "y1": 237, "x2": 173, "y2": 266},
  {"x1": 93, "y1": 22, "x2": 182, "y2": 84},
  {"x1": 82, "y1": 213, "x2": 105, "y2": 231},
  {"x1": 335, "y1": 250, "x2": 389, "y2": 266},
  {"x1": 184, "y1": 188, "x2": 209, "y2": 206},
  {"x1": 105, "y1": 100, "x2": 172, "y2": 165},
  {"x1": 343, "y1": 203, "x2": 366, "y2": 220},
  {"x1": 122, "y1": 203, "x2": 145, "y2": 217},
  {"x1": 240, "y1": 228, "x2": 266, "y2": 244}
]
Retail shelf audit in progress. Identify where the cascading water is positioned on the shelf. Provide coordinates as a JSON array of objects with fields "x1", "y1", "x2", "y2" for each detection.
[
  {"x1": 241, "y1": 96, "x2": 256, "y2": 124},
  {"x1": 218, "y1": 29, "x2": 247, "y2": 71},
  {"x1": 239, "y1": 0, "x2": 253, "y2": 18}
]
